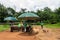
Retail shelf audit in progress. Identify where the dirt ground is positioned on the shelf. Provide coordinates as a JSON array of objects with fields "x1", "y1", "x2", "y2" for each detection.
[{"x1": 0, "y1": 25, "x2": 60, "y2": 40}]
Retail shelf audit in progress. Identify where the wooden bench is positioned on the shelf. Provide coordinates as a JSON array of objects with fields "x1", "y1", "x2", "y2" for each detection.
[{"x1": 10, "y1": 25, "x2": 21, "y2": 32}]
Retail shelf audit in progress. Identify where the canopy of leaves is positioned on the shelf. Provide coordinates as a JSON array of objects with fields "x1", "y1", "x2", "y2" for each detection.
[{"x1": 0, "y1": 4, "x2": 60, "y2": 24}]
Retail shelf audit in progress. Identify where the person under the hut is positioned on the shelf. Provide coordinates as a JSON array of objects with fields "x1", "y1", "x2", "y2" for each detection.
[
  {"x1": 23, "y1": 20, "x2": 27, "y2": 32},
  {"x1": 40, "y1": 21, "x2": 48, "y2": 33},
  {"x1": 26, "y1": 25, "x2": 32, "y2": 33},
  {"x1": 18, "y1": 22, "x2": 23, "y2": 31},
  {"x1": 10, "y1": 21, "x2": 14, "y2": 26},
  {"x1": 40, "y1": 21, "x2": 44, "y2": 29}
]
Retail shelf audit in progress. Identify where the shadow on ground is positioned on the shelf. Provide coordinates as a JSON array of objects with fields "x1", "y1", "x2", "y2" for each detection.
[{"x1": 18, "y1": 32, "x2": 39, "y2": 36}]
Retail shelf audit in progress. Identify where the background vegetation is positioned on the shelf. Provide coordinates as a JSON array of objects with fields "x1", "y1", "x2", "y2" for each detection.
[{"x1": 0, "y1": 4, "x2": 60, "y2": 24}]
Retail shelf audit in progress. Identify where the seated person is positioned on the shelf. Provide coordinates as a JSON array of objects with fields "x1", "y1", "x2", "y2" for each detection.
[
  {"x1": 26, "y1": 25, "x2": 32, "y2": 32},
  {"x1": 18, "y1": 23, "x2": 23, "y2": 31},
  {"x1": 18, "y1": 22, "x2": 23, "y2": 27}
]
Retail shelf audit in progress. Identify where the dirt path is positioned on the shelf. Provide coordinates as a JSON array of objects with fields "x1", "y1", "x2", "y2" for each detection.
[
  {"x1": 0, "y1": 31, "x2": 37, "y2": 40},
  {"x1": 0, "y1": 25, "x2": 60, "y2": 40}
]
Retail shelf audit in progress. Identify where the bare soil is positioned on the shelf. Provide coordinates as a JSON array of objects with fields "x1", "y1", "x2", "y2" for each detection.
[{"x1": 0, "y1": 25, "x2": 60, "y2": 40}]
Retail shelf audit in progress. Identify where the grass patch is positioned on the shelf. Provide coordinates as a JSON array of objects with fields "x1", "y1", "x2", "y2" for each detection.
[
  {"x1": 44, "y1": 23, "x2": 60, "y2": 28},
  {"x1": 0, "y1": 25, "x2": 9, "y2": 32}
]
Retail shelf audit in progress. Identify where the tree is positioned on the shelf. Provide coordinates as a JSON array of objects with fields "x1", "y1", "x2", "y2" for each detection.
[
  {"x1": 36, "y1": 10, "x2": 43, "y2": 21},
  {"x1": 17, "y1": 8, "x2": 27, "y2": 16},
  {"x1": 0, "y1": 4, "x2": 8, "y2": 22},
  {"x1": 20, "y1": 8, "x2": 26, "y2": 13},
  {"x1": 54, "y1": 7, "x2": 60, "y2": 22},
  {"x1": 36, "y1": 7, "x2": 51, "y2": 22},
  {"x1": 7, "y1": 7, "x2": 16, "y2": 16},
  {"x1": 36, "y1": 7, "x2": 58, "y2": 23}
]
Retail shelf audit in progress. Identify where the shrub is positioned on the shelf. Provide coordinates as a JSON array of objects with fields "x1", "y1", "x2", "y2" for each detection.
[{"x1": 36, "y1": 22, "x2": 40, "y2": 25}]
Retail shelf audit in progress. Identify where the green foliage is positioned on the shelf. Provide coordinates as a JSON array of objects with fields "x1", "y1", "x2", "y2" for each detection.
[
  {"x1": 54, "y1": 7, "x2": 60, "y2": 22},
  {"x1": 36, "y1": 7, "x2": 60, "y2": 24},
  {"x1": 36, "y1": 22, "x2": 40, "y2": 25},
  {"x1": 0, "y1": 4, "x2": 8, "y2": 22},
  {"x1": 0, "y1": 3, "x2": 60, "y2": 24},
  {"x1": 7, "y1": 7, "x2": 15, "y2": 15}
]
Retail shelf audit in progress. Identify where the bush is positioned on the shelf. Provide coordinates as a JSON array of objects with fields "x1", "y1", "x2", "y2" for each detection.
[
  {"x1": 43, "y1": 20, "x2": 50, "y2": 24},
  {"x1": 50, "y1": 19, "x2": 57, "y2": 24},
  {"x1": 36, "y1": 22, "x2": 40, "y2": 25}
]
